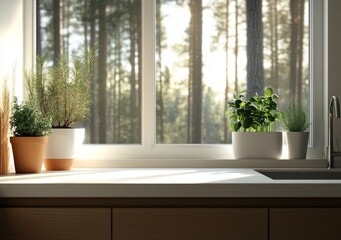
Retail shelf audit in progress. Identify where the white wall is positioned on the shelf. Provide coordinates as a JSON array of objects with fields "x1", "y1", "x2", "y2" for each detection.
[
  {"x1": 328, "y1": 0, "x2": 341, "y2": 152},
  {"x1": 0, "y1": 0, "x2": 24, "y2": 172},
  {"x1": 0, "y1": 0, "x2": 23, "y2": 101}
]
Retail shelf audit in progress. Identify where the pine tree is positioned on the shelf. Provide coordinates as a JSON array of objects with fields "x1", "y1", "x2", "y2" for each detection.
[{"x1": 246, "y1": 0, "x2": 264, "y2": 99}]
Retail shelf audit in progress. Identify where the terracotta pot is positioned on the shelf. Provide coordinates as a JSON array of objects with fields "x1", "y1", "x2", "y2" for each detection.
[
  {"x1": 232, "y1": 132, "x2": 283, "y2": 159},
  {"x1": 44, "y1": 128, "x2": 85, "y2": 171},
  {"x1": 10, "y1": 136, "x2": 48, "y2": 173}
]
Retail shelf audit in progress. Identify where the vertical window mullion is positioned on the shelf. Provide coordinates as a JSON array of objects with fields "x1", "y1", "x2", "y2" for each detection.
[
  {"x1": 142, "y1": 0, "x2": 156, "y2": 151},
  {"x1": 308, "y1": 0, "x2": 324, "y2": 158}
]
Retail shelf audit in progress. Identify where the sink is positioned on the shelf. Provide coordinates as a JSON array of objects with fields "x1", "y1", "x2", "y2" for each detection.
[{"x1": 256, "y1": 169, "x2": 341, "y2": 180}]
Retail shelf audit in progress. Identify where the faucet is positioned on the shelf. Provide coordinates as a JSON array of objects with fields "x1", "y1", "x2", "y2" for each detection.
[{"x1": 327, "y1": 96, "x2": 341, "y2": 169}]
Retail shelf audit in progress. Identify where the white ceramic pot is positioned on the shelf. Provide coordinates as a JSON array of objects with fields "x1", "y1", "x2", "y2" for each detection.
[
  {"x1": 232, "y1": 132, "x2": 283, "y2": 159},
  {"x1": 285, "y1": 132, "x2": 309, "y2": 159},
  {"x1": 44, "y1": 128, "x2": 85, "y2": 170}
]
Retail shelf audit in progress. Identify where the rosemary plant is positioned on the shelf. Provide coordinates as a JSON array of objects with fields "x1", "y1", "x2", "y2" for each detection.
[
  {"x1": 26, "y1": 47, "x2": 94, "y2": 128},
  {"x1": 279, "y1": 102, "x2": 309, "y2": 132}
]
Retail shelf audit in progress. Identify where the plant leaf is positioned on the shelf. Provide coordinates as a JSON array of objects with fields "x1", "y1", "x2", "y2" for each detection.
[
  {"x1": 234, "y1": 122, "x2": 242, "y2": 131},
  {"x1": 265, "y1": 87, "x2": 273, "y2": 97},
  {"x1": 243, "y1": 117, "x2": 253, "y2": 129}
]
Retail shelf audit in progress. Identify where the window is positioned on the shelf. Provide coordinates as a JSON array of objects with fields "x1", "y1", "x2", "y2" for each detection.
[
  {"x1": 37, "y1": 0, "x2": 142, "y2": 144},
  {"x1": 155, "y1": 0, "x2": 310, "y2": 144},
  {"x1": 32, "y1": 0, "x2": 324, "y2": 162}
]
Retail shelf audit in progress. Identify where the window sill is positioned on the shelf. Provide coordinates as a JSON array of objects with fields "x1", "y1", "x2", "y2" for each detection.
[{"x1": 73, "y1": 158, "x2": 326, "y2": 169}]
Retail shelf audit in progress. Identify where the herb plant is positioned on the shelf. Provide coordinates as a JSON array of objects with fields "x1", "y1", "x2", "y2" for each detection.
[
  {"x1": 10, "y1": 98, "x2": 52, "y2": 137},
  {"x1": 226, "y1": 87, "x2": 280, "y2": 132},
  {"x1": 279, "y1": 102, "x2": 309, "y2": 132},
  {"x1": 26, "y1": 48, "x2": 94, "y2": 128}
]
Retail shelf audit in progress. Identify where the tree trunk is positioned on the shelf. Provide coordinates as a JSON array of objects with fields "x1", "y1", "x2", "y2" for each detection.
[
  {"x1": 246, "y1": 0, "x2": 264, "y2": 99},
  {"x1": 129, "y1": 0, "x2": 137, "y2": 143},
  {"x1": 112, "y1": 47, "x2": 117, "y2": 143},
  {"x1": 136, "y1": 0, "x2": 142, "y2": 144},
  {"x1": 156, "y1": 0, "x2": 164, "y2": 143},
  {"x1": 187, "y1": 70, "x2": 192, "y2": 143},
  {"x1": 289, "y1": 0, "x2": 299, "y2": 102},
  {"x1": 187, "y1": 3, "x2": 193, "y2": 143},
  {"x1": 108, "y1": 45, "x2": 113, "y2": 142},
  {"x1": 82, "y1": 1, "x2": 88, "y2": 47},
  {"x1": 60, "y1": 0, "x2": 65, "y2": 55},
  {"x1": 82, "y1": 0, "x2": 89, "y2": 142},
  {"x1": 89, "y1": 0, "x2": 96, "y2": 143},
  {"x1": 116, "y1": 24, "x2": 123, "y2": 143},
  {"x1": 53, "y1": 0, "x2": 61, "y2": 64},
  {"x1": 36, "y1": 0, "x2": 42, "y2": 56},
  {"x1": 98, "y1": 0, "x2": 107, "y2": 143},
  {"x1": 268, "y1": 0, "x2": 275, "y2": 89},
  {"x1": 234, "y1": 0, "x2": 239, "y2": 93},
  {"x1": 274, "y1": 0, "x2": 279, "y2": 94},
  {"x1": 190, "y1": 0, "x2": 202, "y2": 143},
  {"x1": 296, "y1": 0, "x2": 305, "y2": 105},
  {"x1": 64, "y1": 0, "x2": 70, "y2": 58},
  {"x1": 83, "y1": 0, "x2": 88, "y2": 48}
]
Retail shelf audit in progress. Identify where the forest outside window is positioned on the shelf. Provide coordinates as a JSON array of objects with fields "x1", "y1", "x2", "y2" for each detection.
[
  {"x1": 38, "y1": 0, "x2": 142, "y2": 144},
  {"x1": 155, "y1": 0, "x2": 309, "y2": 144},
  {"x1": 35, "y1": 0, "x2": 324, "y2": 160}
]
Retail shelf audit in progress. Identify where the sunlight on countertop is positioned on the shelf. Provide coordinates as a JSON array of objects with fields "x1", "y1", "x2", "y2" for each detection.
[
  {"x1": 2, "y1": 168, "x2": 341, "y2": 198},
  {"x1": 0, "y1": 168, "x2": 258, "y2": 184}
]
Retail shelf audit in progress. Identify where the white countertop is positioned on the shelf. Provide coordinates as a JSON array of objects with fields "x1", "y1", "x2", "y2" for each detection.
[{"x1": 1, "y1": 168, "x2": 341, "y2": 198}]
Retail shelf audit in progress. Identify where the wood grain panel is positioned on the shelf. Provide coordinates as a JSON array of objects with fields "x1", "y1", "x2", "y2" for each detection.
[
  {"x1": 0, "y1": 208, "x2": 111, "y2": 240},
  {"x1": 270, "y1": 208, "x2": 341, "y2": 240},
  {"x1": 112, "y1": 208, "x2": 268, "y2": 240}
]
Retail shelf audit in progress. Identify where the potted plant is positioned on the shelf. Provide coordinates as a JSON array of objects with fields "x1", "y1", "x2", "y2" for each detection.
[
  {"x1": 279, "y1": 102, "x2": 310, "y2": 159},
  {"x1": 226, "y1": 87, "x2": 282, "y2": 159},
  {"x1": 10, "y1": 98, "x2": 52, "y2": 173},
  {"x1": 26, "y1": 48, "x2": 94, "y2": 170}
]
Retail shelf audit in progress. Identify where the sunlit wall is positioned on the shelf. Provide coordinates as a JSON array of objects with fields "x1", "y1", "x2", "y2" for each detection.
[{"x1": 0, "y1": 0, "x2": 24, "y2": 101}]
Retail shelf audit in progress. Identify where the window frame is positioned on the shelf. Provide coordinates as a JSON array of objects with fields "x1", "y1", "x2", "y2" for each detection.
[{"x1": 24, "y1": 0, "x2": 326, "y2": 164}]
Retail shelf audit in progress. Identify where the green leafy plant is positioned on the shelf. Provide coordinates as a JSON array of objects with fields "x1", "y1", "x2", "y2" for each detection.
[
  {"x1": 279, "y1": 102, "x2": 309, "y2": 132},
  {"x1": 10, "y1": 97, "x2": 52, "y2": 137},
  {"x1": 26, "y1": 47, "x2": 94, "y2": 128},
  {"x1": 226, "y1": 87, "x2": 280, "y2": 132}
]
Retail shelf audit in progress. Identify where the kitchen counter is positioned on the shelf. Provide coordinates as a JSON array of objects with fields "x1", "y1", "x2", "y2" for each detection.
[
  {"x1": 2, "y1": 168, "x2": 341, "y2": 240},
  {"x1": 1, "y1": 168, "x2": 341, "y2": 198}
]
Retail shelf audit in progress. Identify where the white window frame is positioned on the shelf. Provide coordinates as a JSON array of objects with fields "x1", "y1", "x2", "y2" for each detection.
[{"x1": 24, "y1": 0, "x2": 326, "y2": 166}]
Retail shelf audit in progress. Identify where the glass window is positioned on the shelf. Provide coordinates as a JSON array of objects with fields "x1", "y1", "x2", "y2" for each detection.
[
  {"x1": 37, "y1": 0, "x2": 142, "y2": 144},
  {"x1": 156, "y1": 0, "x2": 309, "y2": 144},
  {"x1": 35, "y1": 0, "x2": 324, "y2": 161}
]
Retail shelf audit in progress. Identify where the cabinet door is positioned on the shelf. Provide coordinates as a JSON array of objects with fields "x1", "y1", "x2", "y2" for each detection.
[
  {"x1": 270, "y1": 208, "x2": 341, "y2": 240},
  {"x1": 112, "y1": 208, "x2": 268, "y2": 240},
  {"x1": 0, "y1": 208, "x2": 111, "y2": 240}
]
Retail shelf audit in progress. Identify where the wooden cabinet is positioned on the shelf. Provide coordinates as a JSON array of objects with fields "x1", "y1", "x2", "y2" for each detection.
[
  {"x1": 0, "y1": 208, "x2": 111, "y2": 240},
  {"x1": 3, "y1": 203, "x2": 341, "y2": 240},
  {"x1": 270, "y1": 208, "x2": 341, "y2": 240},
  {"x1": 112, "y1": 208, "x2": 268, "y2": 240}
]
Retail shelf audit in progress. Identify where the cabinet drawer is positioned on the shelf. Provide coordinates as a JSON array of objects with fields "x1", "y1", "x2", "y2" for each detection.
[
  {"x1": 270, "y1": 208, "x2": 341, "y2": 240},
  {"x1": 112, "y1": 208, "x2": 268, "y2": 240},
  {"x1": 0, "y1": 208, "x2": 111, "y2": 240}
]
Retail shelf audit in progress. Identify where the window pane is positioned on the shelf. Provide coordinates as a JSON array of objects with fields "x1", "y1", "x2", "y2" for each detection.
[
  {"x1": 156, "y1": 0, "x2": 310, "y2": 144},
  {"x1": 37, "y1": 0, "x2": 142, "y2": 144}
]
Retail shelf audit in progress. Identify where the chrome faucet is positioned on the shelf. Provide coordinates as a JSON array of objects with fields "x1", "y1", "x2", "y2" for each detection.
[{"x1": 327, "y1": 96, "x2": 341, "y2": 169}]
